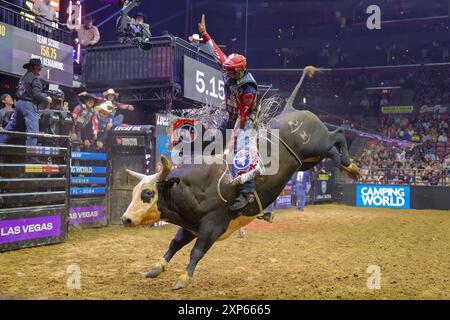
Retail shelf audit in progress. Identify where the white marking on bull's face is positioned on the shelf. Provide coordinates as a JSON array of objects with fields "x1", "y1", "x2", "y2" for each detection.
[{"x1": 121, "y1": 173, "x2": 161, "y2": 227}]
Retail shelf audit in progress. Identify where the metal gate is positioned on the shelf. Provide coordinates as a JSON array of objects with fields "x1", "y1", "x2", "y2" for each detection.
[{"x1": 0, "y1": 130, "x2": 71, "y2": 252}]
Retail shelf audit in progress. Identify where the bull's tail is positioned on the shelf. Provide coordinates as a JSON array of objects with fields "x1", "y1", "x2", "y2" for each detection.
[{"x1": 282, "y1": 66, "x2": 322, "y2": 114}]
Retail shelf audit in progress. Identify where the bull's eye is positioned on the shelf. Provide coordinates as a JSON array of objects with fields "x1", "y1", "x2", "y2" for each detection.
[{"x1": 141, "y1": 189, "x2": 154, "y2": 203}]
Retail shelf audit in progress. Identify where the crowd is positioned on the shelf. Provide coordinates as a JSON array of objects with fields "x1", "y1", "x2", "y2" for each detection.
[
  {"x1": 357, "y1": 141, "x2": 450, "y2": 186},
  {"x1": 378, "y1": 114, "x2": 449, "y2": 144},
  {"x1": 357, "y1": 113, "x2": 450, "y2": 186},
  {"x1": 414, "y1": 68, "x2": 450, "y2": 106}
]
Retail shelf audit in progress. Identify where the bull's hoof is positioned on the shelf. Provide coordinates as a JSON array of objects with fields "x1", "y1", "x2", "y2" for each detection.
[
  {"x1": 145, "y1": 258, "x2": 168, "y2": 278},
  {"x1": 340, "y1": 162, "x2": 361, "y2": 181},
  {"x1": 172, "y1": 272, "x2": 191, "y2": 290},
  {"x1": 257, "y1": 211, "x2": 274, "y2": 223}
]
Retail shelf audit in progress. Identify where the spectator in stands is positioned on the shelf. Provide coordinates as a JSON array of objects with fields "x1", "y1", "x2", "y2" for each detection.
[
  {"x1": 360, "y1": 95, "x2": 370, "y2": 117},
  {"x1": 72, "y1": 93, "x2": 99, "y2": 151},
  {"x1": 438, "y1": 129, "x2": 448, "y2": 142},
  {"x1": 32, "y1": 0, "x2": 57, "y2": 25},
  {"x1": 0, "y1": 94, "x2": 15, "y2": 129},
  {"x1": 379, "y1": 94, "x2": 389, "y2": 106},
  {"x1": 70, "y1": 16, "x2": 100, "y2": 47}
]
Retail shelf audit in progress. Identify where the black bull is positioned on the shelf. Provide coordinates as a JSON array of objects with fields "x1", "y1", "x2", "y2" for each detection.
[{"x1": 121, "y1": 103, "x2": 360, "y2": 290}]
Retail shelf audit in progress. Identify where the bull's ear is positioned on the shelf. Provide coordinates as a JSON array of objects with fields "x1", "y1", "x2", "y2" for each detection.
[
  {"x1": 158, "y1": 155, "x2": 172, "y2": 181},
  {"x1": 126, "y1": 169, "x2": 146, "y2": 181}
]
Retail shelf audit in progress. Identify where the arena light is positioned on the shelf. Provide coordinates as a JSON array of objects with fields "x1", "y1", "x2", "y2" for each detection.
[{"x1": 67, "y1": 1, "x2": 82, "y2": 64}]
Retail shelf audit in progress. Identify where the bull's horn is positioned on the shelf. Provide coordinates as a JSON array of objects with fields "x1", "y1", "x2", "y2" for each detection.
[
  {"x1": 126, "y1": 169, "x2": 146, "y2": 181},
  {"x1": 158, "y1": 155, "x2": 172, "y2": 181}
]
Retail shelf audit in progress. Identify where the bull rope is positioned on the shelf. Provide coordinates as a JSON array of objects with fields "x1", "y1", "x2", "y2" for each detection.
[{"x1": 216, "y1": 130, "x2": 303, "y2": 211}]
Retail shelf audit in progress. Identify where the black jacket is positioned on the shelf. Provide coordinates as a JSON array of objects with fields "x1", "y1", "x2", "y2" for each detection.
[{"x1": 16, "y1": 71, "x2": 48, "y2": 105}]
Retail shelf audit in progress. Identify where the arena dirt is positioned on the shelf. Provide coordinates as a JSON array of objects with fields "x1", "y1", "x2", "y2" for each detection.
[{"x1": 1, "y1": 204, "x2": 450, "y2": 300}]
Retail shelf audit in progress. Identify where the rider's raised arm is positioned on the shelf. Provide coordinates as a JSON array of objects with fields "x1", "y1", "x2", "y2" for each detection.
[
  {"x1": 198, "y1": 14, "x2": 227, "y2": 66},
  {"x1": 202, "y1": 32, "x2": 227, "y2": 66}
]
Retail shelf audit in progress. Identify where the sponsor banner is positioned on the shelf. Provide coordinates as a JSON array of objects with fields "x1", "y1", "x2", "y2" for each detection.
[
  {"x1": 70, "y1": 187, "x2": 106, "y2": 195},
  {"x1": 313, "y1": 180, "x2": 333, "y2": 202},
  {"x1": 69, "y1": 206, "x2": 105, "y2": 225},
  {"x1": 313, "y1": 172, "x2": 333, "y2": 202},
  {"x1": 70, "y1": 177, "x2": 107, "y2": 185},
  {"x1": 113, "y1": 136, "x2": 146, "y2": 147},
  {"x1": 25, "y1": 164, "x2": 60, "y2": 173},
  {"x1": 276, "y1": 182, "x2": 294, "y2": 208},
  {"x1": 71, "y1": 152, "x2": 107, "y2": 161},
  {"x1": 29, "y1": 146, "x2": 61, "y2": 156},
  {"x1": 275, "y1": 195, "x2": 292, "y2": 208},
  {"x1": 419, "y1": 104, "x2": 449, "y2": 114},
  {"x1": 71, "y1": 166, "x2": 107, "y2": 174},
  {"x1": 155, "y1": 113, "x2": 173, "y2": 161},
  {"x1": 356, "y1": 185, "x2": 410, "y2": 209},
  {"x1": 381, "y1": 105, "x2": 414, "y2": 114},
  {"x1": 0, "y1": 215, "x2": 61, "y2": 244}
]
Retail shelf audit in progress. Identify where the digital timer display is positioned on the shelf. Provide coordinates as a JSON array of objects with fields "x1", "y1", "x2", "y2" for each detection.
[
  {"x1": 0, "y1": 23, "x2": 73, "y2": 87},
  {"x1": 183, "y1": 55, "x2": 225, "y2": 106}
]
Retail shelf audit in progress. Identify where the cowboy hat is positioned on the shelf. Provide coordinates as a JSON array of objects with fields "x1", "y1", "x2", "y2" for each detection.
[
  {"x1": 95, "y1": 101, "x2": 113, "y2": 114},
  {"x1": 23, "y1": 58, "x2": 42, "y2": 69},
  {"x1": 135, "y1": 12, "x2": 146, "y2": 19},
  {"x1": 103, "y1": 88, "x2": 119, "y2": 98},
  {"x1": 79, "y1": 92, "x2": 97, "y2": 102},
  {"x1": 188, "y1": 33, "x2": 203, "y2": 42},
  {"x1": 83, "y1": 15, "x2": 94, "y2": 23}
]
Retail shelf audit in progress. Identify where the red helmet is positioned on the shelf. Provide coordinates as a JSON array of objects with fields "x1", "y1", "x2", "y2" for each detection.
[{"x1": 223, "y1": 54, "x2": 247, "y2": 71}]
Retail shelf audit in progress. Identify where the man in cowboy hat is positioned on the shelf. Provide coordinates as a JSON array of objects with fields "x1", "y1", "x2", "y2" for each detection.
[
  {"x1": 0, "y1": 58, "x2": 51, "y2": 153},
  {"x1": 102, "y1": 88, "x2": 133, "y2": 125},
  {"x1": 79, "y1": 88, "x2": 134, "y2": 126},
  {"x1": 72, "y1": 92, "x2": 99, "y2": 151},
  {"x1": 188, "y1": 33, "x2": 207, "y2": 51},
  {"x1": 95, "y1": 101, "x2": 114, "y2": 151},
  {"x1": 131, "y1": 12, "x2": 151, "y2": 39},
  {"x1": 67, "y1": 15, "x2": 100, "y2": 47}
]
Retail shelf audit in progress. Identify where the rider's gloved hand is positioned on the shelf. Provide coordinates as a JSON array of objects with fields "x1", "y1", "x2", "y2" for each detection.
[{"x1": 198, "y1": 14, "x2": 206, "y2": 34}]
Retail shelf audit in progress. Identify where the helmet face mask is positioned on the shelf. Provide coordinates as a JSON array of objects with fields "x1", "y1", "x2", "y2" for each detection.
[
  {"x1": 223, "y1": 54, "x2": 247, "y2": 81},
  {"x1": 225, "y1": 68, "x2": 245, "y2": 81}
]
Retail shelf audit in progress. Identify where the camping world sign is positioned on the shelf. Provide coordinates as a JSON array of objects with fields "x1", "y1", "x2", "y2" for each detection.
[{"x1": 356, "y1": 185, "x2": 410, "y2": 209}]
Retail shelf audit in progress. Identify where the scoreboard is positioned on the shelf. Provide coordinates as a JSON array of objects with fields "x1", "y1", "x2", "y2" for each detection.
[
  {"x1": 183, "y1": 55, "x2": 225, "y2": 107},
  {"x1": 0, "y1": 22, "x2": 73, "y2": 87}
]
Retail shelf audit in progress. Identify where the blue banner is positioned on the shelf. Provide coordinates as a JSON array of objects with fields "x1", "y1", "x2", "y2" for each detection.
[
  {"x1": 71, "y1": 152, "x2": 107, "y2": 161},
  {"x1": 71, "y1": 166, "x2": 107, "y2": 174},
  {"x1": 356, "y1": 185, "x2": 410, "y2": 209},
  {"x1": 71, "y1": 177, "x2": 107, "y2": 185},
  {"x1": 70, "y1": 187, "x2": 106, "y2": 196}
]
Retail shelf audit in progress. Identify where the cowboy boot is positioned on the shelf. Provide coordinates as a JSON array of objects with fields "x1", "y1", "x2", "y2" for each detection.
[{"x1": 230, "y1": 192, "x2": 255, "y2": 211}]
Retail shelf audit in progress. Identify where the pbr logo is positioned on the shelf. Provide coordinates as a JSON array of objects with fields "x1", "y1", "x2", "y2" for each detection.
[
  {"x1": 321, "y1": 181, "x2": 327, "y2": 193},
  {"x1": 173, "y1": 119, "x2": 198, "y2": 143},
  {"x1": 233, "y1": 150, "x2": 251, "y2": 171},
  {"x1": 356, "y1": 185, "x2": 410, "y2": 209}
]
